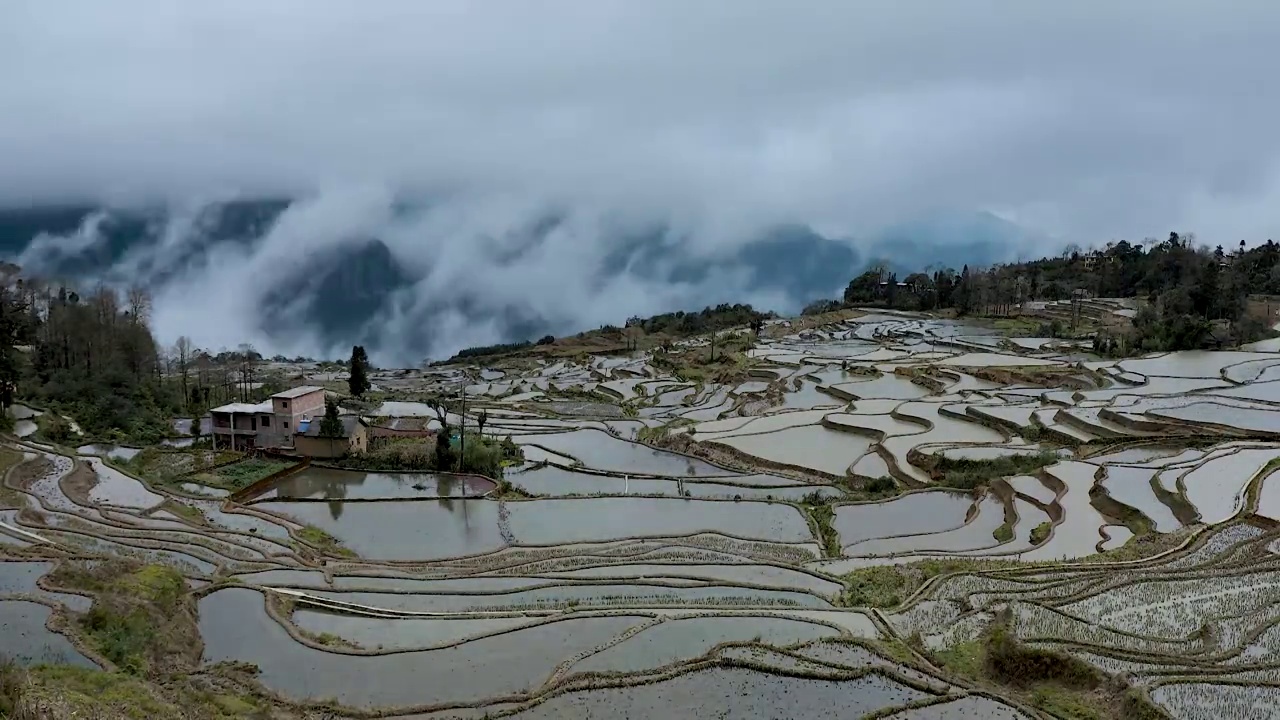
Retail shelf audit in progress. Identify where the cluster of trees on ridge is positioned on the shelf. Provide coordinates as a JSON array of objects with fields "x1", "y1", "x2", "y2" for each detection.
[
  {"x1": 448, "y1": 303, "x2": 771, "y2": 362},
  {"x1": 0, "y1": 265, "x2": 181, "y2": 441},
  {"x1": 0, "y1": 262, "x2": 366, "y2": 442},
  {"x1": 808, "y1": 232, "x2": 1278, "y2": 353}
]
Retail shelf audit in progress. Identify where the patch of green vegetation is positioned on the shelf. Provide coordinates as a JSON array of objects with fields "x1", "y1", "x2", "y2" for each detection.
[
  {"x1": 926, "y1": 613, "x2": 1166, "y2": 720},
  {"x1": 843, "y1": 565, "x2": 913, "y2": 608},
  {"x1": 213, "y1": 458, "x2": 292, "y2": 490},
  {"x1": 336, "y1": 432, "x2": 515, "y2": 479},
  {"x1": 1020, "y1": 424, "x2": 1045, "y2": 442},
  {"x1": 163, "y1": 501, "x2": 204, "y2": 524},
  {"x1": 802, "y1": 499, "x2": 840, "y2": 557},
  {"x1": 993, "y1": 522, "x2": 1014, "y2": 542},
  {"x1": 650, "y1": 332, "x2": 757, "y2": 384},
  {"x1": 1031, "y1": 686, "x2": 1106, "y2": 720},
  {"x1": 77, "y1": 564, "x2": 187, "y2": 675},
  {"x1": 7, "y1": 663, "x2": 178, "y2": 719},
  {"x1": 991, "y1": 317, "x2": 1042, "y2": 335},
  {"x1": 3, "y1": 660, "x2": 275, "y2": 720},
  {"x1": 296, "y1": 629, "x2": 360, "y2": 650},
  {"x1": 932, "y1": 637, "x2": 985, "y2": 678},
  {"x1": 863, "y1": 476, "x2": 896, "y2": 494},
  {"x1": 127, "y1": 448, "x2": 241, "y2": 485},
  {"x1": 81, "y1": 608, "x2": 156, "y2": 675},
  {"x1": 869, "y1": 637, "x2": 921, "y2": 667},
  {"x1": 929, "y1": 451, "x2": 1061, "y2": 490},
  {"x1": 14, "y1": 560, "x2": 282, "y2": 717},
  {"x1": 1121, "y1": 689, "x2": 1176, "y2": 719},
  {"x1": 297, "y1": 525, "x2": 357, "y2": 558},
  {"x1": 120, "y1": 565, "x2": 185, "y2": 606},
  {"x1": 986, "y1": 622, "x2": 1105, "y2": 688},
  {"x1": 842, "y1": 556, "x2": 1023, "y2": 609},
  {"x1": 1030, "y1": 521, "x2": 1053, "y2": 545},
  {"x1": 1080, "y1": 526, "x2": 1189, "y2": 564},
  {"x1": 35, "y1": 412, "x2": 74, "y2": 443},
  {"x1": 0, "y1": 449, "x2": 25, "y2": 508},
  {"x1": 636, "y1": 424, "x2": 671, "y2": 444},
  {"x1": 205, "y1": 692, "x2": 271, "y2": 719}
]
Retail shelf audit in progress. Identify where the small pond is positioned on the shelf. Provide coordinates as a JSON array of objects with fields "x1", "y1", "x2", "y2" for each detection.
[
  {"x1": 0, "y1": 600, "x2": 95, "y2": 667},
  {"x1": 265, "y1": 468, "x2": 496, "y2": 500},
  {"x1": 255, "y1": 499, "x2": 505, "y2": 560}
]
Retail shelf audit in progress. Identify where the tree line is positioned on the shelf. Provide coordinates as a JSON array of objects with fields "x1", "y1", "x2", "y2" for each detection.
[
  {"x1": 809, "y1": 232, "x2": 1278, "y2": 353},
  {"x1": 444, "y1": 304, "x2": 771, "y2": 363},
  {"x1": 0, "y1": 267, "x2": 179, "y2": 440},
  {"x1": 0, "y1": 266, "x2": 314, "y2": 441}
]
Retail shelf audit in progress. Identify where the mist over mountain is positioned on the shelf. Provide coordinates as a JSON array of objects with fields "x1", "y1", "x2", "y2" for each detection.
[{"x1": 0, "y1": 198, "x2": 1026, "y2": 363}]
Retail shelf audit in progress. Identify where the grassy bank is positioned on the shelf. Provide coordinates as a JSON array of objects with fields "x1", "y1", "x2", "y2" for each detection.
[{"x1": 930, "y1": 615, "x2": 1172, "y2": 719}]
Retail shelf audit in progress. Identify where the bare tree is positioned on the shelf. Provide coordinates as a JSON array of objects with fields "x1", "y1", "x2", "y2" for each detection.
[
  {"x1": 174, "y1": 336, "x2": 193, "y2": 410},
  {"x1": 126, "y1": 285, "x2": 151, "y2": 326},
  {"x1": 237, "y1": 343, "x2": 258, "y2": 402}
]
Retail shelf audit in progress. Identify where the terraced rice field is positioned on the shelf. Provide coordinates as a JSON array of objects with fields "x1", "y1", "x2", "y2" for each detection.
[{"x1": 9, "y1": 304, "x2": 1280, "y2": 716}]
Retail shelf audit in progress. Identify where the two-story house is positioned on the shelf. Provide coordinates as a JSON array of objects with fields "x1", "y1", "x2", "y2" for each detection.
[{"x1": 209, "y1": 386, "x2": 327, "y2": 451}]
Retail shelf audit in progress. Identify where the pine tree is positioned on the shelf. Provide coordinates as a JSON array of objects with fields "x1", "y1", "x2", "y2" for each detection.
[
  {"x1": 347, "y1": 345, "x2": 371, "y2": 397},
  {"x1": 319, "y1": 398, "x2": 343, "y2": 437}
]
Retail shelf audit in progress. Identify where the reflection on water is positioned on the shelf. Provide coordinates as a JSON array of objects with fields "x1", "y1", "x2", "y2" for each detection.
[
  {"x1": 0, "y1": 601, "x2": 96, "y2": 668},
  {"x1": 77, "y1": 444, "x2": 142, "y2": 461},
  {"x1": 271, "y1": 468, "x2": 495, "y2": 505},
  {"x1": 253, "y1": 500, "x2": 504, "y2": 559}
]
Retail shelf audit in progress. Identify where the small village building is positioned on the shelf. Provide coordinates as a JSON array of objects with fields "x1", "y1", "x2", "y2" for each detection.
[
  {"x1": 293, "y1": 415, "x2": 369, "y2": 459},
  {"x1": 209, "y1": 386, "x2": 327, "y2": 451}
]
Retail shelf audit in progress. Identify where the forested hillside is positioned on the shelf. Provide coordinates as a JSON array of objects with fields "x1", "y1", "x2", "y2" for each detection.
[
  {"x1": 0, "y1": 268, "x2": 288, "y2": 442},
  {"x1": 811, "y1": 232, "x2": 1277, "y2": 353}
]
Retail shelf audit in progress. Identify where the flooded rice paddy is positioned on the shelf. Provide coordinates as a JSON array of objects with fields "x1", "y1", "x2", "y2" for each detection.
[{"x1": 9, "y1": 305, "x2": 1280, "y2": 716}]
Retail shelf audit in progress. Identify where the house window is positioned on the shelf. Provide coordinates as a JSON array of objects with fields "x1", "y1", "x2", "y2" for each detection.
[
  {"x1": 262, "y1": 416, "x2": 270, "y2": 427},
  {"x1": 284, "y1": 420, "x2": 289, "y2": 429},
  {"x1": 282, "y1": 401, "x2": 289, "y2": 409},
  {"x1": 251, "y1": 417, "x2": 257, "y2": 431}
]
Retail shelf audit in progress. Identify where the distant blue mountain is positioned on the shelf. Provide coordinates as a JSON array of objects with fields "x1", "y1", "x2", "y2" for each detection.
[
  {"x1": 866, "y1": 211, "x2": 1029, "y2": 273},
  {"x1": 599, "y1": 223, "x2": 860, "y2": 303}
]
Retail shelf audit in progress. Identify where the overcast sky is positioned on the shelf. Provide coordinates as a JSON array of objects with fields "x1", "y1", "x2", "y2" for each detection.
[
  {"x1": 4, "y1": 1, "x2": 1279, "y2": 241},
  {"x1": 3, "y1": 1, "x2": 1280, "y2": 359}
]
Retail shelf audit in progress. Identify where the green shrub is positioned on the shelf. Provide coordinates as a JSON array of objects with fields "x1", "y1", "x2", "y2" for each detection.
[
  {"x1": 985, "y1": 624, "x2": 1104, "y2": 689},
  {"x1": 843, "y1": 566, "x2": 911, "y2": 608},
  {"x1": 933, "y1": 450, "x2": 1060, "y2": 490},
  {"x1": 83, "y1": 607, "x2": 155, "y2": 674},
  {"x1": 864, "y1": 476, "x2": 895, "y2": 493},
  {"x1": 1030, "y1": 522, "x2": 1052, "y2": 545},
  {"x1": 39, "y1": 413, "x2": 72, "y2": 443}
]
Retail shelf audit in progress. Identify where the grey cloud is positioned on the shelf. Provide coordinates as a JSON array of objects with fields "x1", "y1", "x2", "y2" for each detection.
[{"x1": 2, "y1": 1, "x2": 1279, "y2": 361}]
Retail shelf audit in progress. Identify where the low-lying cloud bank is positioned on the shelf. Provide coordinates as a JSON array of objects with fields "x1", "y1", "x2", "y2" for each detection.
[{"x1": 2, "y1": 194, "x2": 1029, "y2": 364}]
